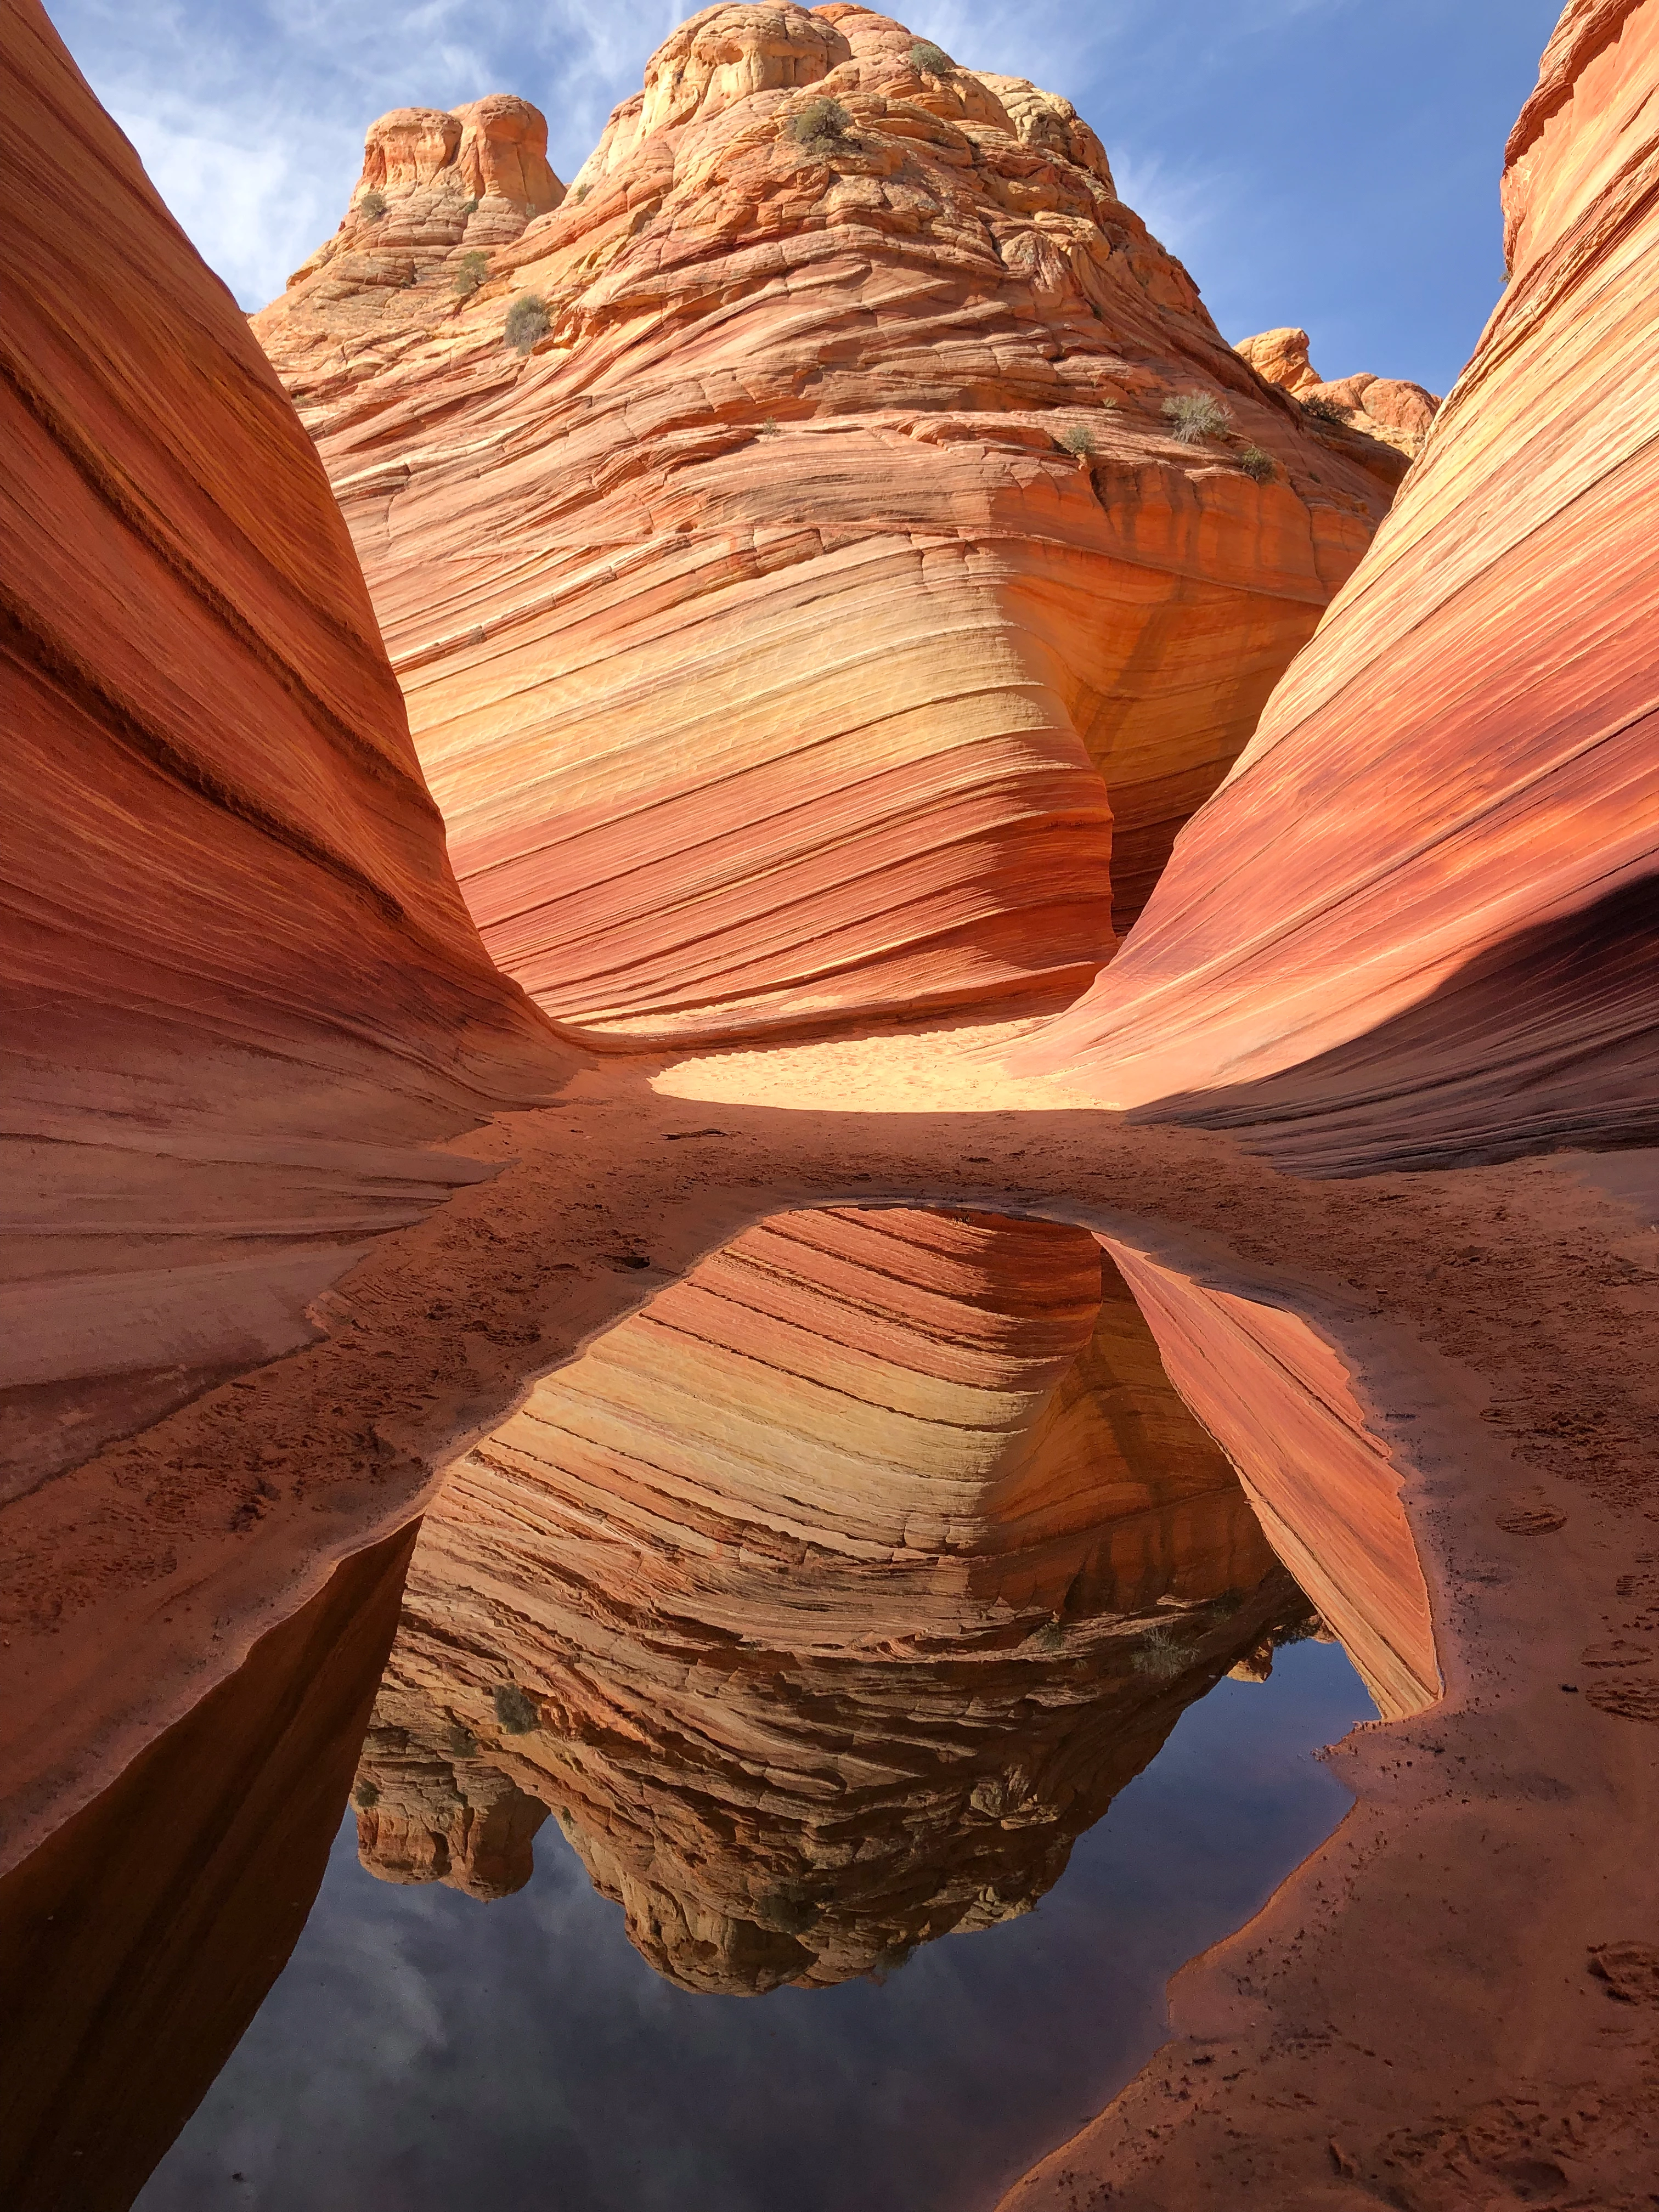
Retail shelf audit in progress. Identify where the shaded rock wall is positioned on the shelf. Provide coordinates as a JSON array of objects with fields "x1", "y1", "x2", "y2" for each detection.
[
  {"x1": 1014, "y1": 0, "x2": 1659, "y2": 1173},
  {"x1": 1, "y1": 1, "x2": 563, "y2": 1497},
  {"x1": 353, "y1": 1208, "x2": 1306, "y2": 1990},
  {"x1": 256, "y1": 2, "x2": 1402, "y2": 1046}
]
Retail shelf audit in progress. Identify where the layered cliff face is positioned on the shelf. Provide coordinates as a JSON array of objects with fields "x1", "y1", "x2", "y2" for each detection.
[
  {"x1": 1015, "y1": 0, "x2": 1659, "y2": 1171},
  {"x1": 1235, "y1": 326, "x2": 1441, "y2": 459},
  {"x1": 1, "y1": 0, "x2": 562, "y2": 1497},
  {"x1": 351, "y1": 1207, "x2": 1312, "y2": 1989},
  {"x1": 255, "y1": 2, "x2": 1403, "y2": 1047}
]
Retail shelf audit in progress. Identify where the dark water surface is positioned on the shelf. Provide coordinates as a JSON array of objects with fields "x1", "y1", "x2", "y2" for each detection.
[{"x1": 138, "y1": 1641, "x2": 1372, "y2": 2212}]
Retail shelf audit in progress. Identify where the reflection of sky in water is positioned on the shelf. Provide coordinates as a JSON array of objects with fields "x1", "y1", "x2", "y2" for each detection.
[{"x1": 140, "y1": 1642, "x2": 1372, "y2": 2212}]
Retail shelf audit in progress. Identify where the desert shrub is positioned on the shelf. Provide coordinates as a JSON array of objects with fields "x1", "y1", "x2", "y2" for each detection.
[
  {"x1": 1301, "y1": 392, "x2": 1349, "y2": 424},
  {"x1": 459, "y1": 196, "x2": 479, "y2": 216},
  {"x1": 352, "y1": 1779, "x2": 380, "y2": 1809},
  {"x1": 1161, "y1": 391, "x2": 1233, "y2": 444},
  {"x1": 786, "y1": 95, "x2": 853, "y2": 158},
  {"x1": 445, "y1": 1721, "x2": 478, "y2": 1756},
  {"x1": 757, "y1": 417, "x2": 782, "y2": 437},
  {"x1": 909, "y1": 40, "x2": 953, "y2": 72},
  {"x1": 493, "y1": 1681, "x2": 540, "y2": 1734},
  {"x1": 1056, "y1": 422, "x2": 1095, "y2": 458},
  {"x1": 504, "y1": 292, "x2": 550, "y2": 353},
  {"x1": 358, "y1": 188, "x2": 387, "y2": 222},
  {"x1": 1032, "y1": 1619, "x2": 1068, "y2": 1652},
  {"x1": 1130, "y1": 1621, "x2": 1188, "y2": 1682},
  {"x1": 572, "y1": 182, "x2": 590, "y2": 202},
  {"x1": 1238, "y1": 443, "x2": 1275, "y2": 482},
  {"x1": 452, "y1": 249, "x2": 489, "y2": 298}
]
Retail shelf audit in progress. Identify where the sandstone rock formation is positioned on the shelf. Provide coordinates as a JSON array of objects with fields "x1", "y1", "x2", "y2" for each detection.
[
  {"x1": 1015, "y1": 0, "x2": 1659, "y2": 1172},
  {"x1": 1236, "y1": 325, "x2": 1441, "y2": 458},
  {"x1": 351, "y1": 1207, "x2": 1313, "y2": 1987},
  {"x1": 1, "y1": 0, "x2": 562, "y2": 1499},
  {"x1": 255, "y1": 3, "x2": 1403, "y2": 1047}
]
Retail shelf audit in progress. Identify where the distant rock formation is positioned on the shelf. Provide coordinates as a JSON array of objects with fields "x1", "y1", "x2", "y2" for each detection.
[
  {"x1": 1, "y1": 0, "x2": 559, "y2": 1497},
  {"x1": 351, "y1": 1209, "x2": 1311, "y2": 1988},
  {"x1": 1236, "y1": 325, "x2": 1440, "y2": 459},
  {"x1": 1014, "y1": 0, "x2": 1659, "y2": 1171},
  {"x1": 255, "y1": 3, "x2": 1403, "y2": 1046}
]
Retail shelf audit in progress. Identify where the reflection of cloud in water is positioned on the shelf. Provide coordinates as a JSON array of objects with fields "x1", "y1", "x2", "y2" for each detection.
[
  {"x1": 349, "y1": 1209, "x2": 1333, "y2": 1991},
  {"x1": 142, "y1": 1645, "x2": 1373, "y2": 2212}
]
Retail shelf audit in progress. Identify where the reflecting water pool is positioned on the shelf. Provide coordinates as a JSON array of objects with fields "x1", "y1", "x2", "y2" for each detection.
[
  {"x1": 139, "y1": 1642, "x2": 1373, "y2": 2212},
  {"x1": 8, "y1": 1205, "x2": 1432, "y2": 2211}
]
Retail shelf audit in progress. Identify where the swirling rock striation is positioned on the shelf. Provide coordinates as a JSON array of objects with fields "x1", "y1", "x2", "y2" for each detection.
[
  {"x1": 256, "y1": 3, "x2": 1402, "y2": 1046},
  {"x1": 1, "y1": 1, "x2": 561, "y2": 1496},
  {"x1": 1014, "y1": 0, "x2": 1659, "y2": 1172},
  {"x1": 351, "y1": 1207, "x2": 1308, "y2": 1989}
]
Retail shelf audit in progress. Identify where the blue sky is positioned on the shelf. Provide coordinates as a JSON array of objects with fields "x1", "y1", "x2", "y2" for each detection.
[{"x1": 52, "y1": 0, "x2": 1565, "y2": 396}]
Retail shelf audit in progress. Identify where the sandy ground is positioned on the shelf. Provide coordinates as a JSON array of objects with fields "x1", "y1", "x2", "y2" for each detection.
[{"x1": 4, "y1": 1021, "x2": 1657, "y2": 2207}]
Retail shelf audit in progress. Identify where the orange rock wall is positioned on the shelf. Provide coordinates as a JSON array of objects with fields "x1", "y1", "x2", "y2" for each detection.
[
  {"x1": 1, "y1": 2, "x2": 558, "y2": 1494},
  {"x1": 256, "y1": 3, "x2": 1400, "y2": 1046},
  {"x1": 356, "y1": 1207, "x2": 1302, "y2": 1989},
  {"x1": 1015, "y1": 0, "x2": 1659, "y2": 1172}
]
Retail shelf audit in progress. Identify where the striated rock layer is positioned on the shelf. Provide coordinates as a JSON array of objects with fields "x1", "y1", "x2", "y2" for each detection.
[
  {"x1": 1015, "y1": 0, "x2": 1659, "y2": 1172},
  {"x1": 1, "y1": 0, "x2": 562, "y2": 1496},
  {"x1": 352, "y1": 1207, "x2": 1316, "y2": 1989},
  {"x1": 256, "y1": 3, "x2": 1403, "y2": 1047},
  {"x1": 1235, "y1": 325, "x2": 1441, "y2": 459}
]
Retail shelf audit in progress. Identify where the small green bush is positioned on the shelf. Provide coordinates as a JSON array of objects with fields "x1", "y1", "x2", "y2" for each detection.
[
  {"x1": 1161, "y1": 391, "x2": 1233, "y2": 444},
  {"x1": 757, "y1": 417, "x2": 782, "y2": 437},
  {"x1": 1301, "y1": 392, "x2": 1349, "y2": 424},
  {"x1": 572, "y1": 182, "x2": 590, "y2": 203},
  {"x1": 504, "y1": 292, "x2": 550, "y2": 354},
  {"x1": 786, "y1": 95, "x2": 853, "y2": 158},
  {"x1": 452, "y1": 249, "x2": 490, "y2": 298},
  {"x1": 352, "y1": 1779, "x2": 380, "y2": 1809},
  {"x1": 1238, "y1": 443, "x2": 1274, "y2": 482},
  {"x1": 909, "y1": 40, "x2": 953, "y2": 73},
  {"x1": 1032, "y1": 1619, "x2": 1068, "y2": 1652},
  {"x1": 493, "y1": 1681, "x2": 540, "y2": 1734},
  {"x1": 445, "y1": 1721, "x2": 478, "y2": 1756},
  {"x1": 459, "y1": 196, "x2": 479, "y2": 217},
  {"x1": 1056, "y1": 422, "x2": 1095, "y2": 458},
  {"x1": 358, "y1": 188, "x2": 387, "y2": 222}
]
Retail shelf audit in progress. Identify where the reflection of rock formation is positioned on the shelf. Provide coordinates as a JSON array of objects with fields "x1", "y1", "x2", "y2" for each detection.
[
  {"x1": 1014, "y1": 3, "x2": 1659, "y2": 1170},
  {"x1": 2, "y1": 0, "x2": 556, "y2": 1497},
  {"x1": 1103, "y1": 1242, "x2": 1439, "y2": 1720},
  {"x1": 256, "y1": 4, "x2": 1402, "y2": 1044},
  {"x1": 354, "y1": 1210, "x2": 1313, "y2": 1990},
  {"x1": 0, "y1": 1525, "x2": 415, "y2": 2212},
  {"x1": 1237, "y1": 326, "x2": 1441, "y2": 458}
]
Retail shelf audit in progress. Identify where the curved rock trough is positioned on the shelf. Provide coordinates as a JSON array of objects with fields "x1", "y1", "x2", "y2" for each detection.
[{"x1": 3, "y1": 1, "x2": 1658, "y2": 2208}]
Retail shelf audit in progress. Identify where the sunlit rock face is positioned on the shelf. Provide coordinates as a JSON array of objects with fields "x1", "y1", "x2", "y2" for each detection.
[
  {"x1": 1235, "y1": 326, "x2": 1441, "y2": 459},
  {"x1": 1015, "y1": 0, "x2": 1659, "y2": 1171},
  {"x1": 280, "y1": 93, "x2": 564, "y2": 313},
  {"x1": 1, "y1": 0, "x2": 556, "y2": 1496},
  {"x1": 255, "y1": 3, "x2": 1401, "y2": 1046},
  {"x1": 352, "y1": 1209, "x2": 1312, "y2": 1991}
]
